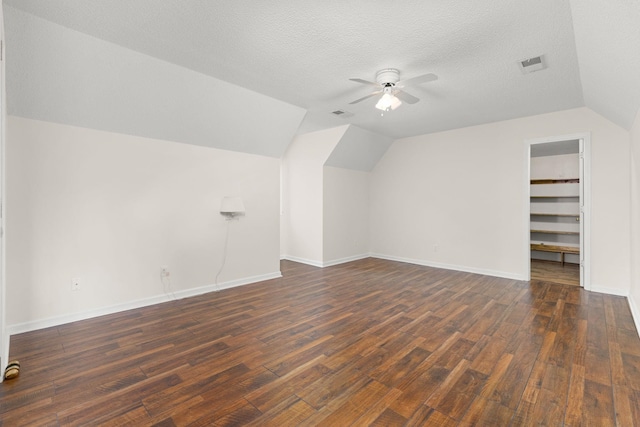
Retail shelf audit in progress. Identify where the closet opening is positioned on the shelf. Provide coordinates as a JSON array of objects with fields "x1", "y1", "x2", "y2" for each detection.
[{"x1": 526, "y1": 134, "x2": 590, "y2": 289}]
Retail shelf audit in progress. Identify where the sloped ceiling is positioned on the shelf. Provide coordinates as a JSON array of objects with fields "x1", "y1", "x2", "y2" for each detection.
[
  {"x1": 325, "y1": 126, "x2": 394, "y2": 172},
  {"x1": 3, "y1": 0, "x2": 640, "y2": 153},
  {"x1": 569, "y1": 0, "x2": 640, "y2": 129},
  {"x1": 3, "y1": 5, "x2": 306, "y2": 158}
]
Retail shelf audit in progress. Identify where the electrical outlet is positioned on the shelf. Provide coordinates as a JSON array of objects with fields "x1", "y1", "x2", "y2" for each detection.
[
  {"x1": 161, "y1": 266, "x2": 170, "y2": 277},
  {"x1": 433, "y1": 244, "x2": 438, "y2": 253},
  {"x1": 71, "y1": 277, "x2": 81, "y2": 291}
]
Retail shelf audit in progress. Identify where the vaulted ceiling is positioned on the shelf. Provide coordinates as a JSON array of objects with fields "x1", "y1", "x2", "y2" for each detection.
[{"x1": 4, "y1": 1, "x2": 640, "y2": 152}]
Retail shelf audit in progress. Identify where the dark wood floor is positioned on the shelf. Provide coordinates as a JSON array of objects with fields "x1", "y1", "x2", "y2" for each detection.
[
  {"x1": 531, "y1": 259, "x2": 580, "y2": 287},
  {"x1": 2, "y1": 258, "x2": 640, "y2": 426}
]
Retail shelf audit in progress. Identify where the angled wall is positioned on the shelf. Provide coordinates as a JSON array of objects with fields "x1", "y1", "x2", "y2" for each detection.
[
  {"x1": 281, "y1": 126, "x2": 347, "y2": 265},
  {"x1": 322, "y1": 126, "x2": 392, "y2": 264},
  {"x1": 282, "y1": 125, "x2": 392, "y2": 266},
  {"x1": 323, "y1": 167, "x2": 370, "y2": 265},
  {"x1": 4, "y1": 5, "x2": 305, "y2": 158}
]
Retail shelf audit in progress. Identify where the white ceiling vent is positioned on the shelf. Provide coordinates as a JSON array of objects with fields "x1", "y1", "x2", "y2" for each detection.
[
  {"x1": 518, "y1": 55, "x2": 546, "y2": 74},
  {"x1": 331, "y1": 110, "x2": 354, "y2": 118}
]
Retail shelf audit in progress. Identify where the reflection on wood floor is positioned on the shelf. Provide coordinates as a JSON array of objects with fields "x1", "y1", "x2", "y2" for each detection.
[
  {"x1": 531, "y1": 259, "x2": 580, "y2": 286},
  {"x1": 2, "y1": 258, "x2": 639, "y2": 425}
]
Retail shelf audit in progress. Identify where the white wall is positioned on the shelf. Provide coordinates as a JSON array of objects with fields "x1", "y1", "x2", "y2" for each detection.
[
  {"x1": 371, "y1": 107, "x2": 631, "y2": 293},
  {"x1": 323, "y1": 167, "x2": 370, "y2": 265},
  {"x1": 630, "y1": 108, "x2": 640, "y2": 330},
  {"x1": 6, "y1": 117, "x2": 281, "y2": 331},
  {"x1": 281, "y1": 126, "x2": 346, "y2": 265}
]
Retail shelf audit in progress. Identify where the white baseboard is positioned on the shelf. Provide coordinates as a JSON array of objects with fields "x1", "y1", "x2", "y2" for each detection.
[
  {"x1": 281, "y1": 253, "x2": 370, "y2": 268},
  {"x1": 628, "y1": 293, "x2": 640, "y2": 337},
  {"x1": 590, "y1": 285, "x2": 630, "y2": 297},
  {"x1": 1, "y1": 330, "x2": 9, "y2": 383},
  {"x1": 171, "y1": 271, "x2": 282, "y2": 299},
  {"x1": 370, "y1": 253, "x2": 527, "y2": 281},
  {"x1": 321, "y1": 254, "x2": 370, "y2": 267},
  {"x1": 280, "y1": 255, "x2": 324, "y2": 268},
  {"x1": 7, "y1": 271, "x2": 282, "y2": 336}
]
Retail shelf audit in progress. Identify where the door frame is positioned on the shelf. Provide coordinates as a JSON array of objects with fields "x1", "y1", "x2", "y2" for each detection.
[
  {"x1": 0, "y1": 2, "x2": 7, "y2": 379},
  {"x1": 524, "y1": 132, "x2": 591, "y2": 290}
]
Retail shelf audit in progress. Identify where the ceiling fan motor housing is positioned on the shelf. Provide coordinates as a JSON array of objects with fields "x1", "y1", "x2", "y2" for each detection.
[{"x1": 376, "y1": 68, "x2": 400, "y2": 87}]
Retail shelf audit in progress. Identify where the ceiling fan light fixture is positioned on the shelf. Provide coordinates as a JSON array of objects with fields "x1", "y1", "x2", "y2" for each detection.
[{"x1": 375, "y1": 93, "x2": 402, "y2": 111}]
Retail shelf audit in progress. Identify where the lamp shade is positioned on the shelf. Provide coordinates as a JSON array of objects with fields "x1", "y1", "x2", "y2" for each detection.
[{"x1": 220, "y1": 196, "x2": 245, "y2": 215}]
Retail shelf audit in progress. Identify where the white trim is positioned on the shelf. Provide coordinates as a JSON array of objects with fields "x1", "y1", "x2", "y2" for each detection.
[
  {"x1": 322, "y1": 254, "x2": 370, "y2": 267},
  {"x1": 628, "y1": 294, "x2": 640, "y2": 338},
  {"x1": 6, "y1": 271, "x2": 281, "y2": 335},
  {"x1": 281, "y1": 253, "x2": 370, "y2": 268},
  {"x1": 523, "y1": 141, "x2": 532, "y2": 281},
  {"x1": 0, "y1": 3, "x2": 6, "y2": 380},
  {"x1": 176, "y1": 271, "x2": 282, "y2": 297},
  {"x1": 524, "y1": 132, "x2": 591, "y2": 290},
  {"x1": 370, "y1": 253, "x2": 527, "y2": 281},
  {"x1": 589, "y1": 285, "x2": 629, "y2": 297},
  {"x1": 280, "y1": 255, "x2": 324, "y2": 268}
]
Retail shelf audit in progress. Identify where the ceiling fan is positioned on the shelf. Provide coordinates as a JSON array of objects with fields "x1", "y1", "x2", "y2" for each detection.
[{"x1": 348, "y1": 68, "x2": 438, "y2": 112}]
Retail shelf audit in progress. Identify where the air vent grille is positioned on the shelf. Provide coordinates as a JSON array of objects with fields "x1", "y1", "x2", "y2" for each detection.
[
  {"x1": 518, "y1": 55, "x2": 546, "y2": 74},
  {"x1": 331, "y1": 110, "x2": 354, "y2": 118}
]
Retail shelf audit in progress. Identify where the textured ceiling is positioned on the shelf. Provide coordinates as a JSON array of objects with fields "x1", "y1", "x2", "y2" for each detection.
[
  {"x1": 4, "y1": 6, "x2": 306, "y2": 158},
  {"x1": 569, "y1": 0, "x2": 640, "y2": 129},
  {"x1": 3, "y1": 0, "x2": 639, "y2": 141}
]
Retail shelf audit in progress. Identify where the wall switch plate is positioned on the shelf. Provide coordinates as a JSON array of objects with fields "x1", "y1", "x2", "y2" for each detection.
[{"x1": 71, "y1": 277, "x2": 81, "y2": 291}]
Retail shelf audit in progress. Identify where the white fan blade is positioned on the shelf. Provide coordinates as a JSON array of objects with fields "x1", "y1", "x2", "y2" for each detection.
[
  {"x1": 349, "y1": 91, "x2": 382, "y2": 104},
  {"x1": 349, "y1": 78, "x2": 379, "y2": 87},
  {"x1": 397, "y1": 73, "x2": 438, "y2": 87},
  {"x1": 394, "y1": 89, "x2": 420, "y2": 104}
]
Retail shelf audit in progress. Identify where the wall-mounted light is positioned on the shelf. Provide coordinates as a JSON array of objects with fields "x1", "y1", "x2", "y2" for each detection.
[{"x1": 220, "y1": 196, "x2": 245, "y2": 220}]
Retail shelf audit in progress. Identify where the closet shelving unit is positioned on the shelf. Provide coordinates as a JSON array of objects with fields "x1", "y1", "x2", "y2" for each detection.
[{"x1": 530, "y1": 178, "x2": 580, "y2": 265}]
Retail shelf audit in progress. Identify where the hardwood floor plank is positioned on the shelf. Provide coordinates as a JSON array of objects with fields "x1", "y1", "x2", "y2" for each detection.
[
  {"x1": 612, "y1": 384, "x2": 635, "y2": 427},
  {"x1": 1, "y1": 258, "x2": 639, "y2": 425},
  {"x1": 370, "y1": 407, "x2": 408, "y2": 426},
  {"x1": 478, "y1": 352, "x2": 513, "y2": 399},
  {"x1": 350, "y1": 387, "x2": 403, "y2": 425},
  {"x1": 531, "y1": 259, "x2": 580, "y2": 286},
  {"x1": 435, "y1": 367, "x2": 488, "y2": 420},
  {"x1": 565, "y1": 364, "x2": 586, "y2": 426},
  {"x1": 462, "y1": 397, "x2": 514, "y2": 426},
  {"x1": 388, "y1": 365, "x2": 451, "y2": 418},
  {"x1": 244, "y1": 359, "x2": 330, "y2": 412},
  {"x1": 245, "y1": 396, "x2": 314, "y2": 427},
  {"x1": 582, "y1": 379, "x2": 615, "y2": 426},
  {"x1": 622, "y1": 352, "x2": 640, "y2": 391},
  {"x1": 311, "y1": 379, "x2": 388, "y2": 425}
]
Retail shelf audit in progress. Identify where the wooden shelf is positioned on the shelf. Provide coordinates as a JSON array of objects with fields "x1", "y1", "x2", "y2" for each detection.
[
  {"x1": 531, "y1": 179, "x2": 579, "y2": 184},
  {"x1": 530, "y1": 213, "x2": 579, "y2": 218},
  {"x1": 530, "y1": 195, "x2": 579, "y2": 199},
  {"x1": 530, "y1": 229, "x2": 579, "y2": 235},
  {"x1": 531, "y1": 243, "x2": 579, "y2": 253},
  {"x1": 531, "y1": 243, "x2": 580, "y2": 265}
]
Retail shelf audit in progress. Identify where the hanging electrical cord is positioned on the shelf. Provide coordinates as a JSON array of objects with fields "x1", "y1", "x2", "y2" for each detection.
[
  {"x1": 161, "y1": 269, "x2": 177, "y2": 300},
  {"x1": 214, "y1": 219, "x2": 232, "y2": 292}
]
